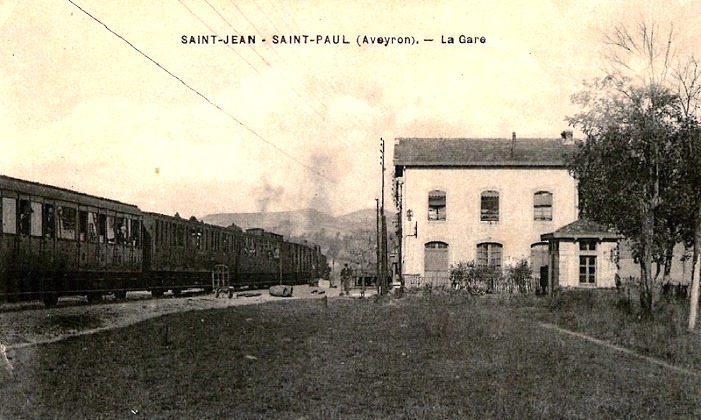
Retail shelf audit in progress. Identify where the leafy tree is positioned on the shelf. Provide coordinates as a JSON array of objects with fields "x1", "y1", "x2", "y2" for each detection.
[{"x1": 567, "y1": 22, "x2": 701, "y2": 318}]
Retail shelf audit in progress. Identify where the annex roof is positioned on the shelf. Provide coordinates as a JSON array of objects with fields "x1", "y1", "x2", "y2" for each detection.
[
  {"x1": 541, "y1": 219, "x2": 622, "y2": 241},
  {"x1": 393, "y1": 137, "x2": 574, "y2": 168}
]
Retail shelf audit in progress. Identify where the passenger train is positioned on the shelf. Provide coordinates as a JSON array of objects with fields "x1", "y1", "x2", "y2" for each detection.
[{"x1": 0, "y1": 175, "x2": 328, "y2": 305}]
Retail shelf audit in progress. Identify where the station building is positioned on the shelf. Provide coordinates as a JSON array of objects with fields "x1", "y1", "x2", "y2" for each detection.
[{"x1": 392, "y1": 132, "x2": 617, "y2": 290}]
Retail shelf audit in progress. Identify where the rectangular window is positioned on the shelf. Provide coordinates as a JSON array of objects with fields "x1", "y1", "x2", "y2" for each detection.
[
  {"x1": 114, "y1": 216, "x2": 126, "y2": 244},
  {"x1": 480, "y1": 191, "x2": 499, "y2": 222},
  {"x1": 98, "y1": 214, "x2": 107, "y2": 243},
  {"x1": 106, "y1": 216, "x2": 115, "y2": 243},
  {"x1": 2, "y1": 197, "x2": 16, "y2": 234},
  {"x1": 179, "y1": 225, "x2": 186, "y2": 247},
  {"x1": 39, "y1": 203, "x2": 53, "y2": 238},
  {"x1": 579, "y1": 256, "x2": 596, "y2": 284},
  {"x1": 534, "y1": 191, "x2": 553, "y2": 221},
  {"x1": 18, "y1": 200, "x2": 31, "y2": 236},
  {"x1": 88, "y1": 212, "x2": 99, "y2": 242},
  {"x1": 58, "y1": 206, "x2": 77, "y2": 240},
  {"x1": 78, "y1": 210, "x2": 88, "y2": 241},
  {"x1": 131, "y1": 219, "x2": 141, "y2": 247},
  {"x1": 428, "y1": 190, "x2": 446, "y2": 221},
  {"x1": 579, "y1": 240, "x2": 596, "y2": 251}
]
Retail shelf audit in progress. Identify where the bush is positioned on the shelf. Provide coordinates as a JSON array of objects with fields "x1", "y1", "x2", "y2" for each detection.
[
  {"x1": 450, "y1": 259, "x2": 536, "y2": 295},
  {"x1": 505, "y1": 259, "x2": 535, "y2": 294},
  {"x1": 449, "y1": 261, "x2": 501, "y2": 295}
]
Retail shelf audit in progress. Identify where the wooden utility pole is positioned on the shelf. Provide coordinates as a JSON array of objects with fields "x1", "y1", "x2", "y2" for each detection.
[
  {"x1": 376, "y1": 198, "x2": 380, "y2": 294},
  {"x1": 380, "y1": 138, "x2": 388, "y2": 295}
]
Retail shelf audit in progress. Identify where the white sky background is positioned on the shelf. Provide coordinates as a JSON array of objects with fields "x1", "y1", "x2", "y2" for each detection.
[{"x1": 0, "y1": 0, "x2": 699, "y2": 218}]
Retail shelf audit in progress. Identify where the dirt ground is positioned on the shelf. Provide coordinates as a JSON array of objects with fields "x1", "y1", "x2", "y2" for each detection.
[{"x1": 0, "y1": 283, "x2": 371, "y2": 351}]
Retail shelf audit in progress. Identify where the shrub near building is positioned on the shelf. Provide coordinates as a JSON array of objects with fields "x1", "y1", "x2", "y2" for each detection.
[{"x1": 449, "y1": 259, "x2": 536, "y2": 295}]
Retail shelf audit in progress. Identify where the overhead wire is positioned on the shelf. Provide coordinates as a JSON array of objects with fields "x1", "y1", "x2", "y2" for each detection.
[
  {"x1": 257, "y1": 0, "x2": 374, "y2": 134},
  {"x1": 183, "y1": 0, "x2": 332, "y2": 124},
  {"x1": 245, "y1": 0, "x2": 372, "y2": 135},
  {"x1": 200, "y1": 0, "x2": 368, "y2": 141},
  {"x1": 176, "y1": 0, "x2": 263, "y2": 74},
  {"x1": 66, "y1": 0, "x2": 334, "y2": 182}
]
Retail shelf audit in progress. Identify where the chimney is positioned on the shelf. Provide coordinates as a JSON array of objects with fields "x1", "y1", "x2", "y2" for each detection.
[
  {"x1": 560, "y1": 130, "x2": 574, "y2": 144},
  {"x1": 510, "y1": 131, "x2": 516, "y2": 158}
]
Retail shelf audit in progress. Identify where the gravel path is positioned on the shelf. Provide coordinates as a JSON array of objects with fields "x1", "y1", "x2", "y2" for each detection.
[{"x1": 0, "y1": 284, "x2": 354, "y2": 351}]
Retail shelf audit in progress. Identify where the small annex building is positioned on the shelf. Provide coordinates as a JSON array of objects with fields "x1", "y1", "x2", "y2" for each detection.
[{"x1": 540, "y1": 219, "x2": 622, "y2": 290}]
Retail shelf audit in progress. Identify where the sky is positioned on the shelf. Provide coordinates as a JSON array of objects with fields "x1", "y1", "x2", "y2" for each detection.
[{"x1": 1, "y1": 0, "x2": 699, "y2": 218}]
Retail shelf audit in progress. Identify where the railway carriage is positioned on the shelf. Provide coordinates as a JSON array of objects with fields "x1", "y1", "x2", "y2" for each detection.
[
  {"x1": 0, "y1": 175, "x2": 143, "y2": 305},
  {"x1": 0, "y1": 174, "x2": 329, "y2": 306},
  {"x1": 239, "y1": 228, "x2": 285, "y2": 288},
  {"x1": 141, "y1": 212, "x2": 247, "y2": 296}
]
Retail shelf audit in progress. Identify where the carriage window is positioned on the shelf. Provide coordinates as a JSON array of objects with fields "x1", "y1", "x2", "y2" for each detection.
[
  {"x1": 178, "y1": 225, "x2": 185, "y2": 247},
  {"x1": 18, "y1": 200, "x2": 32, "y2": 236},
  {"x1": 79, "y1": 210, "x2": 88, "y2": 241},
  {"x1": 2, "y1": 197, "x2": 16, "y2": 234},
  {"x1": 98, "y1": 214, "x2": 107, "y2": 243},
  {"x1": 40, "y1": 203, "x2": 54, "y2": 238},
  {"x1": 105, "y1": 216, "x2": 115, "y2": 243},
  {"x1": 88, "y1": 212, "x2": 99, "y2": 242},
  {"x1": 131, "y1": 219, "x2": 140, "y2": 247},
  {"x1": 58, "y1": 206, "x2": 77, "y2": 240},
  {"x1": 122, "y1": 217, "x2": 131, "y2": 245},
  {"x1": 115, "y1": 216, "x2": 126, "y2": 244}
]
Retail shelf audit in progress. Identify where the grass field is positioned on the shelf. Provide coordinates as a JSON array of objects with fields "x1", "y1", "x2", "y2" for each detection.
[{"x1": 2, "y1": 291, "x2": 701, "y2": 419}]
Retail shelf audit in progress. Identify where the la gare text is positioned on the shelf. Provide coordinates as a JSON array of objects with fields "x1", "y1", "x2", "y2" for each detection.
[{"x1": 440, "y1": 35, "x2": 486, "y2": 44}]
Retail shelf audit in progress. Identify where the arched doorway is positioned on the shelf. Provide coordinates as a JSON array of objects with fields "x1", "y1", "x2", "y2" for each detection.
[{"x1": 424, "y1": 241, "x2": 449, "y2": 282}]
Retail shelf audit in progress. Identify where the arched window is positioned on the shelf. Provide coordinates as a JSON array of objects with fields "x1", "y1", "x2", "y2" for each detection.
[
  {"x1": 480, "y1": 191, "x2": 499, "y2": 221},
  {"x1": 477, "y1": 242, "x2": 502, "y2": 269},
  {"x1": 534, "y1": 191, "x2": 553, "y2": 221},
  {"x1": 428, "y1": 190, "x2": 446, "y2": 221}
]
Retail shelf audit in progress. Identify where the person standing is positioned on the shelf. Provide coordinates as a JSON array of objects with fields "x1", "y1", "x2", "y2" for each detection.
[{"x1": 340, "y1": 263, "x2": 352, "y2": 296}]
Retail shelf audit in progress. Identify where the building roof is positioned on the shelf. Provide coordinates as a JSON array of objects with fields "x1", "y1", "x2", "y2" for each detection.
[
  {"x1": 393, "y1": 137, "x2": 574, "y2": 168},
  {"x1": 541, "y1": 219, "x2": 622, "y2": 241}
]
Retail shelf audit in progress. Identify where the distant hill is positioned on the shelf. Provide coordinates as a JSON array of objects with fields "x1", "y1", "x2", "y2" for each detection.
[{"x1": 203, "y1": 209, "x2": 337, "y2": 238}]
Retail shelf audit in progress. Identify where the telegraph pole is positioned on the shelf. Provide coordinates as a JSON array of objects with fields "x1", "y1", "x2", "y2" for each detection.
[
  {"x1": 379, "y1": 138, "x2": 388, "y2": 295},
  {"x1": 376, "y1": 198, "x2": 380, "y2": 295}
]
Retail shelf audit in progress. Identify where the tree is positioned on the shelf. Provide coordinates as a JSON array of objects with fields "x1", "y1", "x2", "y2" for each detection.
[
  {"x1": 567, "y1": 22, "x2": 701, "y2": 318},
  {"x1": 345, "y1": 229, "x2": 378, "y2": 295}
]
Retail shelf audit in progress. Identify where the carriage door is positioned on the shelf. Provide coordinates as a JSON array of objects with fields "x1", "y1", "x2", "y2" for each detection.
[
  {"x1": 212, "y1": 264, "x2": 229, "y2": 291},
  {"x1": 424, "y1": 241, "x2": 449, "y2": 282}
]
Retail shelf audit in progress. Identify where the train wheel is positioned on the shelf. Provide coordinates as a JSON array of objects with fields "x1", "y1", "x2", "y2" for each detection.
[
  {"x1": 42, "y1": 292, "x2": 58, "y2": 307},
  {"x1": 114, "y1": 290, "x2": 127, "y2": 300},
  {"x1": 151, "y1": 289, "x2": 164, "y2": 298}
]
